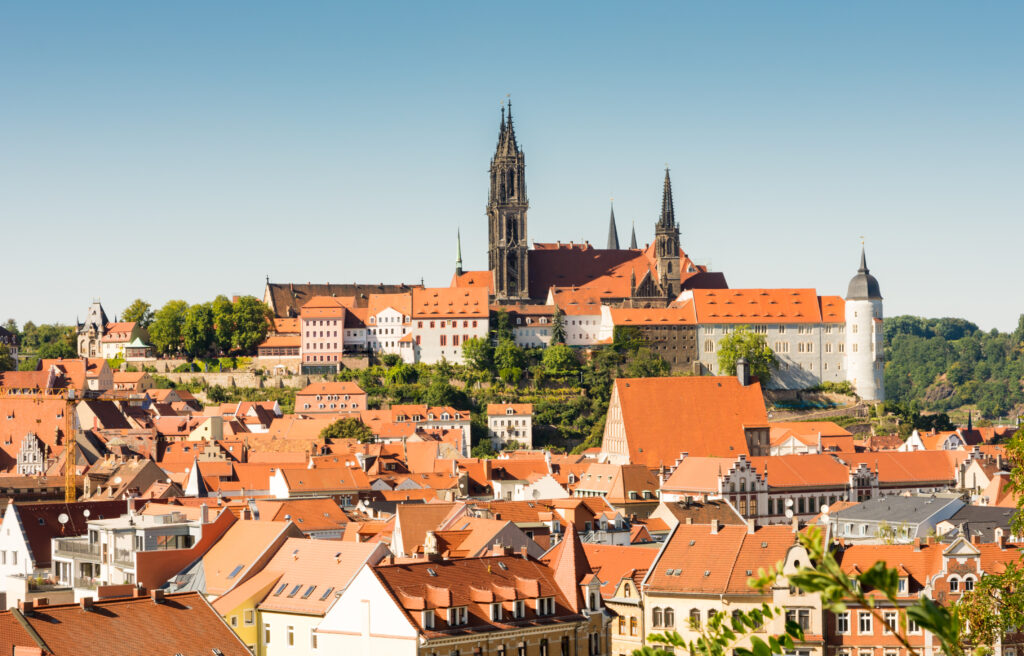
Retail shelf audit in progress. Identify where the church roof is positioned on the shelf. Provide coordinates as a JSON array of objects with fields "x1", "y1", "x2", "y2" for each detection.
[{"x1": 264, "y1": 283, "x2": 421, "y2": 318}]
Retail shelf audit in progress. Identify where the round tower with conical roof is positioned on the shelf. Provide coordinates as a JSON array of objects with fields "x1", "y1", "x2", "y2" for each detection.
[{"x1": 844, "y1": 247, "x2": 884, "y2": 400}]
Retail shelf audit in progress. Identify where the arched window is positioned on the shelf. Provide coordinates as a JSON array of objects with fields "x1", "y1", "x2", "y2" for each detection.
[
  {"x1": 707, "y1": 609, "x2": 718, "y2": 623},
  {"x1": 664, "y1": 608, "x2": 675, "y2": 627},
  {"x1": 732, "y1": 609, "x2": 743, "y2": 624},
  {"x1": 689, "y1": 608, "x2": 701, "y2": 627},
  {"x1": 963, "y1": 577, "x2": 975, "y2": 592},
  {"x1": 949, "y1": 577, "x2": 960, "y2": 593},
  {"x1": 740, "y1": 480, "x2": 747, "y2": 492},
  {"x1": 652, "y1": 607, "x2": 663, "y2": 628}
]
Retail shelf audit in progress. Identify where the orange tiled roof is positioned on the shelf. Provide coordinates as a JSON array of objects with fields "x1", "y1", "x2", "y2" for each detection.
[
  {"x1": 368, "y1": 292, "x2": 413, "y2": 319},
  {"x1": 609, "y1": 304, "x2": 697, "y2": 325},
  {"x1": 411, "y1": 287, "x2": 488, "y2": 318},
  {"x1": 543, "y1": 542, "x2": 657, "y2": 597},
  {"x1": 299, "y1": 295, "x2": 348, "y2": 318},
  {"x1": 646, "y1": 524, "x2": 798, "y2": 594},
  {"x1": 297, "y1": 381, "x2": 366, "y2": 397},
  {"x1": 688, "y1": 289, "x2": 834, "y2": 324},
  {"x1": 450, "y1": 270, "x2": 495, "y2": 295},
  {"x1": 258, "y1": 334, "x2": 300, "y2": 349},
  {"x1": 611, "y1": 377, "x2": 767, "y2": 467},
  {"x1": 486, "y1": 403, "x2": 533, "y2": 415},
  {"x1": 0, "y1": 591, "x2": 250, "y2": 655}
]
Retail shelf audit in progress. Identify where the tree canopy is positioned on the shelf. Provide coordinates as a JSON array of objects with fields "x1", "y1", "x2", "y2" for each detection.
[
  {"x1": 121, "y1": 299, "x2": 154, "y2": 328},
  {"x1": 717, "y1": 325, "x2": 777, "y2": 385},
  {"x1": 319, "y1": 417, "x2": 375, "y2": 442}
]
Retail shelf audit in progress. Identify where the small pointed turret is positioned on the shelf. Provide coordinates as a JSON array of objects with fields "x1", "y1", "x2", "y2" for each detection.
[
  {"x1": 630, "y1": 223, "x2": 637, "y2": 249},
  {"x1": 606, "y1": 201, "x2": 620, "y2": 249},
  {"x1": 455, "y1": 229, "x2": 463, "y2": 276}
]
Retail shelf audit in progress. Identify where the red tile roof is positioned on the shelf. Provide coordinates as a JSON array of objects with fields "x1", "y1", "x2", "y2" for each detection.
[
  {"x1": 11, "y1": 500, "x2": 140, "y2": 568},
  {"x1": 688, "y1": 289, "x2": 836, "y2": 324},
  {"x1": 450, "y1": 270, "x2": 495, "y2": 295},
  {"x1": 411, "y1": 287, "x2": 488, "y2": 318},
  {"x1": 610, "y1": 377, "x2": 767, "y2": 467},
  {"x1": 0, "y1": 591, "x2": 250, "y2": 655}
]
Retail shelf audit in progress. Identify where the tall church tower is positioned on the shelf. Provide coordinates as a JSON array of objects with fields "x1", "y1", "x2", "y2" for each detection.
[
  {"x1": 654, "y1": 168, "x2": 681, "y2": 298},
  {"x1": 487, "y1": 102, "x2": 529, "y2": 301}
]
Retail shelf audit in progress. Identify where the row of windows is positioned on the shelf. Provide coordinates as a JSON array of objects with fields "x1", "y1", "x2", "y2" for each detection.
[
  {"x1": 709, "y1": 325, "x2": 846, "y2": 335},
  {"x1": 263, "y1": 623, "x2": 317, "y2": 648},
  {"x1": 835, "y1": 610, "x2": 919, "y2": 635},
  {"x1": 305, "y1": 330, "x2": 338, "y2": 337}
]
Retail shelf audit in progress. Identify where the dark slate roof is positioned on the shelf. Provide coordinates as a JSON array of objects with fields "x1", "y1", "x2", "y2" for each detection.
[
  {"x1": 939, "y1": 505, "x2": 1016, "y2": 543},
  {"x1": 846, "y1": 248, "x2": 882, "y2": 300},
  {"x1": 264, "y1": 282, "x2": 422, "y2": 318},
  {"x1": 831, "y1": 494, "x2": 962, "y2": 525}
]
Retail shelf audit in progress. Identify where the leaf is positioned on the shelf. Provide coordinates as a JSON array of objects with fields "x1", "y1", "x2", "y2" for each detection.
[{"x1": 750, "y1": 636, "x2": 772, "y2": 656}]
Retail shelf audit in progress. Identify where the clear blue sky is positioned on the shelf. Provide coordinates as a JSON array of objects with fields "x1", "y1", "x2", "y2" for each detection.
[{"x1": 2, "y1": 2, "x2": 1021, "y2": 331}]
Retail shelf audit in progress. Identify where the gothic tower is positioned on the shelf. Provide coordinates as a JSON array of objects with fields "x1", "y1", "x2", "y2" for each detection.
[
  {"x1": 487, "y1": 102, "x2": 529, "y2": 301},
  {"x1": 654, "y1": 168, "x2": 681, "y2": 298}
]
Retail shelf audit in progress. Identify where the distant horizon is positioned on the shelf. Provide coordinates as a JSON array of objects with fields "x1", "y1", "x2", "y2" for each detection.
[{"x1": 3, "y1": 2, "x2": 1021, "y2": 331}]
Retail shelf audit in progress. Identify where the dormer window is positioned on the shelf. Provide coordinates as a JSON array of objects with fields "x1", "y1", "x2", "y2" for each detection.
[
  {"x1": 490, "y1": 603, "x2": 502, "y2": 621},
  {"x1": 513, "y1": 600, "x2": 525, "y2": 619},
  {"x1": 535, "y1": 597, "x2": 555, "y2": 616},
  {"x1": 506, "y1": 408, "x2": 514, "y2": 415},
  {"x1": 447, "y1": 607, "x2": 468, "y2": 626},
  {"x1": 897, "y1": 578, "x2": 907, "y2": 594},
  {"x1": 422, "y1": 610, "x2": 434, "y2": 629}
]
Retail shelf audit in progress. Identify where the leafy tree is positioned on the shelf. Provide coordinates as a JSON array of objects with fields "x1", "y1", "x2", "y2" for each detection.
[
  {"x1": 121, "y1": 299, "x2": 154, "y2": 328},
  {"x1": 493, "y1": 309, "x2": 513, "y2": 342},
  {"x1": 212, "y1": 295, "x2": 235, "y2": 353},
  {"x1": 717, "y1": 325, "x2": 777, "y2": 385},
  {"x1": 149, "y1": 300, "x2": 190, "y2": 356},
  {"x1": 37, "y1": 338, "x2": 76, "y2": 360},
  {"x1": 494, "y1": 339, "x2": 525, "y2": 372},
  {"x1": 499, "y1": 366, "x2": 522, "y2": 384},
  {"x1": 182, "y1": 303, "x2": 215, "y2": 358},
  {"x1": 471, "y1": 438, "x2": 496, "y2": 459},
  {"x1": 2, "y1": 319, "x2": 18, "y2": 339},
  {"x1": 207, "y1": 384, "x2": 229, "y2": 403},
  {"x1": 461, "y1": 337, "x2": 494, "y2": 372},
  {"x1": 319, "y1": 417, "x2": 375, "y2": 442},
  {"x1": 379, "y1": 353, "x2": 402, "y2": 368},
  {"x1": 231, "y1": 296, "x2": 271, "y2": 354},
  {"x1": 0, "y1": 344, "x2": 15, "y2": 372},
  {"x1": 384, "y1": 363, "x2": 417, "y2": 385},
  {"x1": 613, "y1": 326, "x2": 646, "y2": 353},
  {"x1": 542, "y1": 343, "x2": 579, "y2": 378},
  {"x1": 625, "y1": 347, "x2": 670, "y2": 378},
  {"x1": 958, "y1": 560, "x2": 1024, "y2": 649},
  {"x1": 550, "y1": 307, "x2": 567, "y2": 345}
]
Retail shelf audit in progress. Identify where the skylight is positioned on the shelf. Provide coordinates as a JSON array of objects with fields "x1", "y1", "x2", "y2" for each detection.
[
  {"x1": 287, "y1": 584, "x2": 302, "y2": 597},
  {"x1": 274, "y1": 583, "x2": 287, "y2": 596},
  {"x1": 301, "y1": 585, "x2": 316, "y2": 599},
  {"x1": 319, "y1": 587, "x2": 335, "y2": 601},
  {"x1": 227, "y1": 565, "x2": 244, "y2": 579},
  {"x1": 427, "y1": 568, "x2": 438, "y2": 577}
]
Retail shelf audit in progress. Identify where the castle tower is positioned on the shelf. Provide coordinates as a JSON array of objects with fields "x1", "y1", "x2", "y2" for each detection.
[
  {"x1": 654, "y1": 168, "x2": 681, "y2": 298},
  {"x1": 487, "y1": 102, "x2": 529, "y2": 301},
  {"x1": 845, "y1": 247, "x2": 884, "y2": 401}
]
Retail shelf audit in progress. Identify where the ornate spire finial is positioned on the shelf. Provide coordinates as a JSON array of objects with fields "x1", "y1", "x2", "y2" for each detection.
[
  {"x1": 659, "y1": 166, "x2": 675, "y2": 228},
  {"x1": 456, "y1": 228, "x2": 463, "y2": 276}
]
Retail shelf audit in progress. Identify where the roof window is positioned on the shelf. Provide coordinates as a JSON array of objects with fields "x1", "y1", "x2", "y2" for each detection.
[
  {"x1": 427, "y1": 568, "x2": 437, "y2": 577},
  {"x1": 301, "y1": 585, "x2": 316, "y2": 599},
  {"x1": 319, "y1": 587, "x2": 335, "y2": 601},
  {"x1": 274, "y1": 583, "x2": 287, "y2": 596},
  {"x1": 287, "y1": 584, "x2": 302, "y2": 597},
  {"x1": 227, "y1": 565, "x2": 243, "y2": 579}
]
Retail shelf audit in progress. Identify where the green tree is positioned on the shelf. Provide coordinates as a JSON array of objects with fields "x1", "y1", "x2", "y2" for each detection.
[
  {"x1": 624, "y1": 347, "x2": 670, "y2": 378},
  {"x1": 494, "y1": 339, "x2": 525, "y2": 372},
  {"x1": 231, "y1": 296, "x2": 271, "y2": 354},
  {"x1": 37, "y1": 338, "x2": 76, "y2": 360},
  {"x1": 612, "y1": 325, "x2": 646, "y2": 353},
  {"x1": 542, "y1": 343, "x2": 579, "y2": 377},
  {"x1": 149, "y1": 300, "x2": 190, "y2": 356},
  {"x1": 2, "y1": 319, "x2": 18, "y2": 339},
  {"x1": 462, "y1": 337, "x2": 494, "y2": 372},
  {"x1": 212, "y1": 295, "x2": 235, "y2": 353},
  {"x1": 493, "y1": 310, "x2": 513, "y2": 342},
  {"x1": 319, "y1": 417, "x2": 375, "y2": 442},
  {"x1": 717, "y1": 325, "x2": 777, "y2": 385},
  {"x1": 182, "y1": 303, "x2": 215, "y2": 358},
  {"x1": 384, "y1": 362, "x2": 418, "y2": 385},
  {"x1": 121, "y1": 299, "x2": 154, "y2": 328},
  {"x1": 550, "y1": 307, "x2": 567, "y2": 345},
  {"x1": 0, "y1": 344, "x2": 15, "y2": 372},
  {"x1": 379, "y1": 353, "x2": 402, "y2": 368}
]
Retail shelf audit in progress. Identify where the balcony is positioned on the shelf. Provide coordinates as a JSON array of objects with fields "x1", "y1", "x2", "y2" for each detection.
[
  {"x1": 113, "y1": 549, "x2": 134, "y2": 568},
  {"x1": 53, "y1": 538, "x2": 100, "y2": 559},
  {"x1": 74, "y1": 576, "x2": 99, "y2": 590}
]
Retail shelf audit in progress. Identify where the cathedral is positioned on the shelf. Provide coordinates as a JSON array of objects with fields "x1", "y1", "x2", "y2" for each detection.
[{"x1": 470, "y1": 103, "x2": 727, "y2": 308}]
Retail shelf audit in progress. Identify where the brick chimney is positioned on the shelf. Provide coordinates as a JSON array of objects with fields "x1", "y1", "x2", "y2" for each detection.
[
  {"x1": 913, "y1": 538, "x2": 922, "y2": 551},
  {"x1": 710, "y1": 519, "x2": 720, "y2": 535},
  {"x1": 80, "y1": 597, "x2": 94, "y2": 610},
  {"x1": 150, "y1": 589, "x2": 164, "y2": 604}
]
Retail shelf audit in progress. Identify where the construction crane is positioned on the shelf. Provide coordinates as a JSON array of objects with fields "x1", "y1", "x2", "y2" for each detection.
[{"x1": 0, "y1": 387, "x2": 79, "y2": 501}]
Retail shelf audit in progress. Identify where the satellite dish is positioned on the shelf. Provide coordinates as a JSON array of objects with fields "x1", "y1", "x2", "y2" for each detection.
[
  {"x1": 83, "y1": 509, "x2": 91, "y2": 518},
  {"x1": 113, "y1": 476, "x2": 123, "y2": 484},
  {"x1": 785, "y1": 509, "x2": 794, "y2": 519},
  {"x1": 57, "y1": 513, "x2": 69, "y2": 525},
  {"x1": 820, "y1": 504, "x2": 830, "y2": 514},
  {"x1": 785, "y1": 499, "x2": 794, "y2": 508}
]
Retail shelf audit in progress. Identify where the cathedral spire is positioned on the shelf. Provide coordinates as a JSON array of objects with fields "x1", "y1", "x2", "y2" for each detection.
[
  {"x1": 659, "y1": 166, "x2": 675, "y2": 228},
  {"x1": 456, "y1": 228, "x2": 463, "y2": 276},
  {"x1": 607, "y1": 200, "x2": 620, "y2": 249},
  {"x1": 859, "y1": 245, "x2": 869, "y2": 274},
  {"x1": 630, "y1": 222, "x2": 638, "y2": 249}
]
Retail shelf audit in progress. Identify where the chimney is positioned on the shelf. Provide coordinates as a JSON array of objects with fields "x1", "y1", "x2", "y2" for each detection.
[
  {"x1": 80, "y1": 597, "x2": 94, "y2": 611},
  {"x1": 736, "y1": 358, "x2": 750, "y2": 387},
  {"x1": 684, "y1": 517, "x2": 692, "y2": 525},
  {"x1": 483, "y1": 459, "x2": 492, "y2": 480},
  {"x1": 710, "y1": 519, "x2": 720, "y2": 535},
  {"x1": 926, "y1": 536, "x2": 935, "y2": 546},
  {"x1": 519, "y1": 545, "x2": 529, "y2": 559},
  {"x1": 970, "y1": 533, "x2": 980, "y2": 545},
  {"x1": 994, "y1": 528, "x2": 1006, "y2": 548},
  {"x1": 150, "y1": 589, "x2": 165, "y2": 603},
  {"x1": 791, "y1": 516, "x2": 800, "y2": 533},
  {"x1": 200, "y1": 503, "x2": 209, "y2": 524},
  {"x1": 913, "y1": 538, "x2": 922, "y2": 551},
  {"x1": 747, "y1": 519, "x2": 755, "y2": 534},
  {"x1": 17, "y1": 600, "x2": 32, "y2": 616},
  {"x1": 32, "y1": 598, "x2": 48, "y2": 609}
]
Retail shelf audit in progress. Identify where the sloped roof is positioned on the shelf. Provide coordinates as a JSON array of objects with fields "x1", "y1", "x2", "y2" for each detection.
[
  {"x1": 611, "y1": 377, "x2": 767, "y2": 467},
  {"x1": 646, "y1": 524, "x2": 797, "y2": 594},
  {"x1": 688, "y1": 289, "x2": 828, "y2": 324},
  {"x1": 297, "y1": 381, "x2": 366, "y2": 397},
  {"x1": 193, "y1": 520, "x2": 298, "y2": 596},
  {"x1": 411, "y1": 287, "x2": 488, "y2": 319},
  {"x1": 450, "y1": 270, "x2": 495, "y2": 295},
  {"x1": 12, "y1": 500, "x2": 136, "y2": 568},
  {"x1": 0, "y1": 591, "x2": 250, "y2": 656},
  {"x1": 266, "y1": 282, "x2": 420, "y2": 318},
  {"x1": 543, "y1": 542, "x2": 656, "y2": 597},
  {"x1": 367, "y1": 292, "x2": 413, "y2": 318}
]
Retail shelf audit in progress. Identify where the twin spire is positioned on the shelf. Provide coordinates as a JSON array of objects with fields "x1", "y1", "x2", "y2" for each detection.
[{"x1": 607, "y1": 202, "x2": 620, "y2": 250}]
